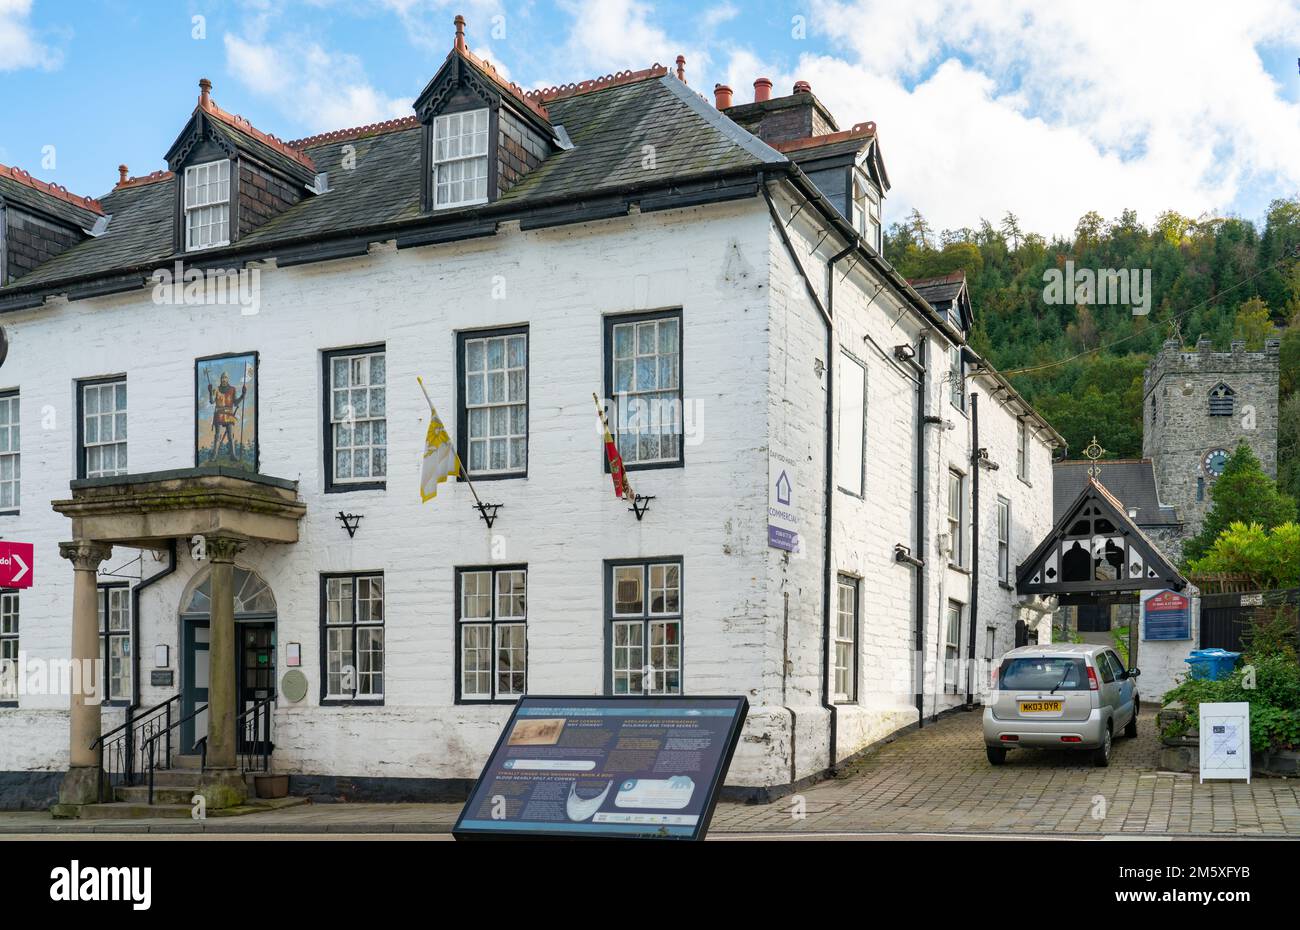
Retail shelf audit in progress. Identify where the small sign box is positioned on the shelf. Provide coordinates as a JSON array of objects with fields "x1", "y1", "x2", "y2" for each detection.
[
  {"x1": 0, "y1": 542, "x2": 33, "y2": 589},
  {"x1": 454, "y1": 695, "x2": 748, "y2": 840},
  {"x1": 1199, "y1": 701, "x2": 1251, "y2": 783},
  {"x1": 1142, "y1": 589, "x2": 1190, "y2": 641}
]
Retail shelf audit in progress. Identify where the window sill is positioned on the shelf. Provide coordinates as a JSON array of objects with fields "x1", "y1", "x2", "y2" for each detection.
[
  {"x1": 325, "y1": 481, "x2": 386, "y2": 494},
  {"x1": 947, "y1": 563, "x2": 971, "y2": 575},
  {"x1": 623, "y1": 459, "x2": 685, "y2": 473},
  {"x1": 320, "y1": 698, "x2": 386, "y2": 707},
  {"x1": 432, "y1": 198, "x2": 489, "y2": 212},
  {"x1": 459, "y1": 471, "x2": 526, "y2": 483},
  {"x1": 0, "y1": 510, "x2": 17, "y2": 517},
  {"x1": 456, "y1": 698, "x2": 522, "y2": 706}
]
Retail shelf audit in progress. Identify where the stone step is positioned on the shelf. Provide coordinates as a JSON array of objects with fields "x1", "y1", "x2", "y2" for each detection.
[
  {"x1": 114, "y1": 785, "x2": 197, "y2": 805},
  {"x1": 171, "y1": 754, "x2": 204, "y2": 770},
  {"x1": 123, "y1": 769, "x2": 201, "y2": 788},
  {"x1": 80, "y1": 802, "x2": 195, "y2": 820}
]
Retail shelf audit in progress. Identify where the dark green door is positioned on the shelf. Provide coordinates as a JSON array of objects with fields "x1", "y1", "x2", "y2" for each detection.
[
  {"x1": 181, "y1": 619, "x2": 210, "y2": 752},
  {"x1": 238, "y1": 622, "x2": 275, "y2": 754}
]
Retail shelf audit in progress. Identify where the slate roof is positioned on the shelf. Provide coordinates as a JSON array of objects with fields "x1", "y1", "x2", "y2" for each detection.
[
  {"x1": 0, "y1": 171, "x2": 102, "y2": 230},
  {"x1": 908, "y1": 272, "x2": 966, "y2": 307},
  {"x1": 1053, "y1": 459, "x2": 1181, "y2": 527},
  {"x1": 1, "y1": 74, "x2": 781, "y2": 300}
]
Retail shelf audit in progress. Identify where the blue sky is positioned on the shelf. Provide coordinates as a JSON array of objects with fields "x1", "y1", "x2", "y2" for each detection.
[{"x1": 3, "y1": 0, "x2": 1300, "y2": 237}]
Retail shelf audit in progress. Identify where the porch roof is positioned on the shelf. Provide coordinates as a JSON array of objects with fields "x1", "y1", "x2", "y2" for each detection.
[{"x1": 52, "y1": 466, "x2": 306, "y2": 547}]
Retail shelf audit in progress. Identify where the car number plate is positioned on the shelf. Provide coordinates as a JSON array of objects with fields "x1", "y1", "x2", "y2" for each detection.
[{"x1": 1019, "y1": 700, "x2": 1062, "y2": 713}]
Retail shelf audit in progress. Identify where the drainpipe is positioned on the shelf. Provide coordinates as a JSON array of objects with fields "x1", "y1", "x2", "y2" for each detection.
[
  {"x1": 761, "y1": 181, "x2": 845, "y2": 773},
  {"x1": 966, "y1": 392, "x2": 980, "y2": 708}
]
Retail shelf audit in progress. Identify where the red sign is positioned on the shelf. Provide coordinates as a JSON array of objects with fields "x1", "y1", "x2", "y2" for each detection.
[
  {"x1": 1145, "y1": 590, "x2": 1188, "y2": 612},
  {"x1": 0, "y1": 542, "x2": 33, "y2": 589}
]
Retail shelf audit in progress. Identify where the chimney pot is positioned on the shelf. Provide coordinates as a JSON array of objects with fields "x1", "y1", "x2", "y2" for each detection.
[
  {"x1": 714, "y1": 84, "x2": 733, "y2": 109},
  {"x1": 198, "y1": 77, "x2": 213, "y2": 109},
  {"x1": 793, "y1": 80, "x2": 811, "y2": 94},
  {"x1": 675, "y1": 55, "x2": 686, "y2": 83},
  {"x1": 754, "y1": 77, "x2": 772, "y2": 102},
  {"x1": 118, "y1": 165, "x2": 129, "y2": 185},
  {"x1": 454, "y1": 13, "x2": 467, "y2": 51}
]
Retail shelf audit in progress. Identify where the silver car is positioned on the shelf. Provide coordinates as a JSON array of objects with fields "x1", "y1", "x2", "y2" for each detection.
[{"x1": 983, "y1": 643, "x2": 1139, "y2": 767}]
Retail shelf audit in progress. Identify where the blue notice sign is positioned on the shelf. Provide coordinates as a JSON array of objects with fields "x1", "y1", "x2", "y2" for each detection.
[
  {"x1": 1143, "y1": 589, "x2": 1190, "y2": 641},
  {"x1": 454, "y1": 695, "x2": 748, "y2": 840}
]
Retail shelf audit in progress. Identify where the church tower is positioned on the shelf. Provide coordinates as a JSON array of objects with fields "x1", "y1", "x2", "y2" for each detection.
[{"x1": 1143, "y1": 336, "x2": 1281, "y2": 544}]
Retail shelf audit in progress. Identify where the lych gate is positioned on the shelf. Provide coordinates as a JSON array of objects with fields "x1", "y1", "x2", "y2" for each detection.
[
  {"x1": 1017, "y1": 477, "x2": 1186, "y2": 659},
  {"x1": 50, "y1": 467, "x2": 304, "y2": 816}
]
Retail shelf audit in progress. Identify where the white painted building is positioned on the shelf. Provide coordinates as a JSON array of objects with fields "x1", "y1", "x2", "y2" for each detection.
[{"x1": 0, "y1": 21, "x2": 1060, "y2": 811}]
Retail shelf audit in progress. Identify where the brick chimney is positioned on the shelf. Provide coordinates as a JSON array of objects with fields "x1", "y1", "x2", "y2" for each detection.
[{"x1": 722, "y1": 78, "x2": 839, "y2": 144}]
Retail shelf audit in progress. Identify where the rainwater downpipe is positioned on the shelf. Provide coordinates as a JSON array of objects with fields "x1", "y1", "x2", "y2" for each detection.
[
  {"x1": 762, "y1": 182, "x2": 847, "y2": 773},
  {"x1": 966, "y1": 391, "x2": 981, "y2": 708}
]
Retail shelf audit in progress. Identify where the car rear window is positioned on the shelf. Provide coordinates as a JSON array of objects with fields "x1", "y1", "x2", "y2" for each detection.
[{"x1": 998, "y1": 656, "x2": 1089, "y2": 691}]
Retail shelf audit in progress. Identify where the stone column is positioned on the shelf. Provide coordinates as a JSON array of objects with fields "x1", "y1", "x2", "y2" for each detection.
[
  {"x1": 199, "y1": 535, "x2": 248, "y2": 808},
  {"x1": 52, "y1": 540, "x2": 112, "y2": 817}
]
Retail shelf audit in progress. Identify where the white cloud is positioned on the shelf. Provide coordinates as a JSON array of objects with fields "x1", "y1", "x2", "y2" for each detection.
[
  {"x1": 0, "y1": 0, "x2": 61, "y2": 71},
  {"x1": 223, "y1": 33, "x2": 412, "y2": 132},
  {"x1": 748, "y1": 0, "x2": 1300, "y2": 236},
  {"x1": 552, "y1": 0, "x2": 707, "y2": 82}
]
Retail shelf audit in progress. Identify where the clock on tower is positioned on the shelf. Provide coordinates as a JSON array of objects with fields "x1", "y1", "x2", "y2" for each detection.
[{"x1": 1202, "y1": 448, "x2": 1229, "y2": 478}]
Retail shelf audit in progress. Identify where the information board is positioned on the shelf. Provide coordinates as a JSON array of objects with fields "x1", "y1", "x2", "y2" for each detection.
[
  {"x1": 454, "y1": 695, "x2": 748, "y2": 840},
  {"x1": 1142, "y1": 589, "x2": 1190, "y2": 641},
  {"x1": 1199, "y1": 701, "x2": 1251, "y2": 783}
]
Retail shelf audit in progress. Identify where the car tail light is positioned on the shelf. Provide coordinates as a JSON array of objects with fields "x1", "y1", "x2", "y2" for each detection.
[
  {"x1": 991, "y1": 666, "x2": 999, "y2": 690},
  {"x1": 1086, "y1": 666, "x2": 1099, "y2": 691},
  {"x1": 1000, "y1": 734, "x2": 1019, "y2": 741},
  {"x1": 1060, "y1": 736, "x2": 1082, "y2": 743}
]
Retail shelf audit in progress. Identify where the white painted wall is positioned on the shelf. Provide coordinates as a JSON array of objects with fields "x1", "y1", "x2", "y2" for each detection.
[{"x1": 0, "y1": 185, "x2": 1060, "y2": 795}]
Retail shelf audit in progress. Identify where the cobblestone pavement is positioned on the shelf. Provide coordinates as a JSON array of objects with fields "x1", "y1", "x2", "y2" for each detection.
[
  {"x1": 2, "y1": 713, "x2": 1296, "y2": 837},
  {"x1": 709, "y1": 711, "x2": 1300, "y2": 837}
]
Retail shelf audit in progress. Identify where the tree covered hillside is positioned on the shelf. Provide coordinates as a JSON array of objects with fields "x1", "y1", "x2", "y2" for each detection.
[{"x1": 883, "y1": 202, "x2": 1300, "y2": 507}]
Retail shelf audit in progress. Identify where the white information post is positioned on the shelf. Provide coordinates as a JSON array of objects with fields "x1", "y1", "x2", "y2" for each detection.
[{"x1": 1198, "y1": 701, "x2": 1251, "y2": 783}]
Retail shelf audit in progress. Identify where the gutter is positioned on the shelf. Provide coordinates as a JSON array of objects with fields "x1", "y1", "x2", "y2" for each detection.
[{"x1": 761, "y1": 181, "x2": 842, "y2": 774}]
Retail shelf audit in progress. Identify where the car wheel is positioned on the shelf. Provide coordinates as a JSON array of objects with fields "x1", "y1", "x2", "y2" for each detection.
[
  {"x1": 1093, "y1": 724, "x2": 1112, "y2": 767},
  {"x1": 1124, "y1": 702, "x2": 1139, "y2": 739},
  {"x1": 986, "y1": 746, "x2": 1007, "y2": 765}
]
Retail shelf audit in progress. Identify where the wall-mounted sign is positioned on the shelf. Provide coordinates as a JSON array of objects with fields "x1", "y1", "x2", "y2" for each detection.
[
  {"x1": 281, "y1": 669, "x2": 309, "y2": 703},
  {"x1": 154, "y1": 645, "x2": 169, "y2": 668},
  {"x1": 195, "y1": 351, "x2": 259, "y2": 472},
  {"x1": 1142, "y1": 589, "x2": 1190, "y2": 641},
  {"x1": 768, "y1": 452, "x2": 800, "y2": 553},
  {"x1": 1199, "y1": 701, "x2": 1250, "y2": 783},
  {"x1": 150, "y1": 670, "x2": 174, "y2": 688},
  {"x1": 0, "y1": 541, "x2": 33, "y2": 589},
  {"x1": 286, "y1": 642, "x2": 301, "y2": 667},
  {"x1": 455, "y1": 695, "x2": 748, "y2": 840}
]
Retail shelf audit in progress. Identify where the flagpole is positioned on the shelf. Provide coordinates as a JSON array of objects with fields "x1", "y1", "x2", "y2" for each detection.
[
  {"x1": 417, "y1": 376, "x2": 485, "y2": 509},
  {"x1": 593, "y1": 392, "x2": 635, "y2": 500}
]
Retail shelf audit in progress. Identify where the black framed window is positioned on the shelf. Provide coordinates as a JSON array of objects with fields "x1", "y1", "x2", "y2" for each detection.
[
  {"x1": 456, "y1": 566, "x2": 527, "y2": 703},
  {"x1": 604, "y1": 310, "x2": 683, "y2": 469},
  {"x1": 1016, "y1": 418, "x2": 1029, "y2": 481},
  {"x1": 949, "y1": 345, "x2": 965, "y2": 410},
  {"x1": 97, "y1": 584, "x2": 132, "y2": 705},
  {"x1": 458, "y1": 326, "x2": 527, "y2": 478},
  {"x1": 607, "y1": 558, "x2": 682, "y2": 695},
  {"x1": 947, "y1": 469, "x2": 965, "y2": 567},
  {"x1": 321, "y1": 573, "x2": 384, "y2": 702},
  {"x1": 997, "y1": 496, "x2": 1011, "y2": 584},
  {"x1": 834, "y1": 574, "x2": 859, "y2": 703},
  {"x1": 0, "y1": 591, "x2": 17, "y2": 705},
  {"x1": 944, "y1": 601, "x2": 963, "y2": 693},
  {"x1": 0, "y1": 390, "x2": 18, "y2": 514},
  {"x1": 324, "y1": 346, "x2": 387, "y2": 492},
  {"x1": 836, "y1": 350, "x2": 867, "y2": 496},
  {"x1": 77, "y1": 376, "x2": 127, "y2": 479}
]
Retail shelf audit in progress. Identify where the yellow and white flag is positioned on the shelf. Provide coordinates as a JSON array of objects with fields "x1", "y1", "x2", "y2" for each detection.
[{"x1": 418, "y1": 379, "x2": 460, "y2": 502}]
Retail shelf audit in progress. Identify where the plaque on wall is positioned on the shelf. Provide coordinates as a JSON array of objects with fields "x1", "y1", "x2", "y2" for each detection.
[{"x1": 150, "y1": 670, "x2": 174, "y2": 687}]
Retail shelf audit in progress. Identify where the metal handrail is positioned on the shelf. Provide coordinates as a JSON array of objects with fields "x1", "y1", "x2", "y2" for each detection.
[
  {"x1": 195, "y1": 695, "x2": 276, "y2": 776},
  {"x1": 143, "y1": 702, "x2": 208, "y2": 805},
  {"x1": 90, "y1": 694, "x2": 182, "y2": 803}
]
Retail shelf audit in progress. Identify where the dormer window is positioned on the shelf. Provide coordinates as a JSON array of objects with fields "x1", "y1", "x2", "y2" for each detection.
[
  {"x1": 183, "y1": 160, "x2": 230, "y2": 251},
  {"x1": 432, "y1": 109, "x2": 490, "y2": 209},
  {"x1": 851, "y1": 171, "x2": 880, "y2": 250}
]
